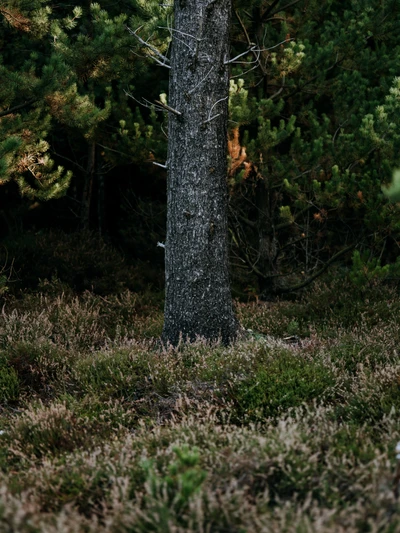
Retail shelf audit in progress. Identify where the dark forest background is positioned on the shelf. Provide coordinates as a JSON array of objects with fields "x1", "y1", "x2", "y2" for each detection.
[{"x1": 2, "y1": 0, "x2": 400, "y2": 299}]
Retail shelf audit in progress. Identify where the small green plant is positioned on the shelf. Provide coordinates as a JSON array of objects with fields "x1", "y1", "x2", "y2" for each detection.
[
  {"x1": 0, "y1": 354, "x2": 19, "y2": 403},
  {"x1": 287, "y1": 319, "x2": 300, "y2": 336},
  {"x1": 234, "y1": 351, "x2": 335, "y2": 419},
  {"x1": 349, "y1": 250, "x2": 394, "y2": 289},
  {"x1": 138, "y1": 445, "x2": 207, "y2": 531}
]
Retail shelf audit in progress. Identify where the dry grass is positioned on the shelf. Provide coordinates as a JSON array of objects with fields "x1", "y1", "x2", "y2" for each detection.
[{"x1": 0, "y1": 278, "x2": 399, "y2": 531}]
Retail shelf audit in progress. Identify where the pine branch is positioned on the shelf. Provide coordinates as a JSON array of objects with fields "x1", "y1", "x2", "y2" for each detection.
[
  {"x1": 261, "y1": 0, "x2": 282, "y2": 20},
  {"x1": 277, "y1": 244, "x2": 355, "y2": 294},
  {"x1": 0, "y1": 99, "x2": 38, "y2": 118},
  {"x1": 265, "y1": 0, "x2": 303, "y2": 20}
]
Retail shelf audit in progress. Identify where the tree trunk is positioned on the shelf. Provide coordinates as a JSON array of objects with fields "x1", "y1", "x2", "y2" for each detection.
[{"x1": 162, "y1": 0, "x2": 238, "y2": 345}]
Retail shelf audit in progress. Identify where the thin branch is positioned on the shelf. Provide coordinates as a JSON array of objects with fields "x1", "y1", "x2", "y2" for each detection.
[
  {"x1": 51, "y1": 150, "x2": 85, "y2": 173},
  {"x1": 332, "y1": 119, "x2": 349, "y2": 146},
  {"x1": 234, "y1": 8, "x2": 254, "y2": 48},
  {"x1": 124, "y1": 90, "x2": 166, "y2": 114},
  {"x1": 225, "y1": 39, "x2": 293, "y2": 65},
  {"x1": 263, "y1": 38, "x2": 295, "y2": 51},
  {"x1": 158, "y1": 26, "x2": 203, "y2": 42},
  {"x1": 97, "y1": 143, "x2": 134, "y2": 160},
  {"x1": 203, "y1": 96, "x2": 228, "y2": 125},
  {"x1": 261, "y1": 0, "x2": 282, "y2": 20},
  {"x1": 154, "y1": 99, "x2": 182, "y2": 116},
  {"x1": 230, "y1": 59, "x2": 261, "y2": 79},
  {"x1": 0, "y1": 98, "x2": 38, "y2": 118},
  {"x1": 225, "y1": 46, "x2": 257, "y2": 64},
  {"x1": 208, "y1": 96, "x2": 228, "y2": 117},
  {"x1": 152, "y1": 56, "x2": 171, "y2": 69},
  {"x1": 161, "y1": 121, "x2": 168, "y2": 139},
  {"x1": 274, "y1": 205, "x2": 312, "y2": 232},
  {"x1": 127, "y1": 26, "x2": 170, "y2": 66},
  {"x1": 268, "y1": 75, "x2": 285, "y2": 100},
  {"x1": 278, "y1": 244, "x2": 355, "y2": 294},
  {"x1": 188, "y1": 66, "x2": 214, "y2": 95},
  {"x1": 153, "y1": 162, "x2": 167, "y2": 169},
  {"x1": 267, "y1": 0, "x2": 303, "y2": 19},
  {"x1": 203, "y1": 114, "x2": 221, "y2": 125}
]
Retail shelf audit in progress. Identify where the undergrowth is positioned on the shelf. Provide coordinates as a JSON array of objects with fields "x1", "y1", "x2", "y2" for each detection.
[{"x1": 0, "y1": 277, "x2": 399, "y2": 531}]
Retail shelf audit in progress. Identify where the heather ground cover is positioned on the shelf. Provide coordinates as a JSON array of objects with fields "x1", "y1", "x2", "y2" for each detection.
[{"x1": 0, "y1": 277, "x2": 399, "y2": 532}]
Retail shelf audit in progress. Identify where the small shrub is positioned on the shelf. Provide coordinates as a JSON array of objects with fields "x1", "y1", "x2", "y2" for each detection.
[
  {"x1": 73, "y1": 349, "x2": 150, "y2": 400},
  {"x1": 233, "y1": 350, "x2": 336, "y2": 419},
  {"x1": 5, "y1": 342, "x2": 71, "y2": 397},
  {"x1": 137, "y1": 445, "x2": 207, "y2": 532},
  {"x1": 0, "y1": 354, "x2": 19, "y2": 403},
  {"x1": 5, "y1": 401, "x2": 125, "y2": 463}
]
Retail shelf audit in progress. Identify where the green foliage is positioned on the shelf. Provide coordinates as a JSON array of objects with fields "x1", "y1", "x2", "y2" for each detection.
[
  {"x1": 0, "y1": 354, "x2": 19, "y2": 403},
  {"x1": 139, "y1": 446, "x2": 207, "y2": 531},
  {"x1": 383, "y1": 168, "x2": 400, "y2": 201},
  {"x1": 229, "y1": 0, "x2": 400, "y2": 297},
  {"x1": 0, "y1": 1, "x2": 73, "y2": 199},
  {"x1": 234, "y1": 350, "x2": 335, "y2": 419},
  {"x1": 0, "y1": 0, "x2": 167, "y2": 216},
  {"x1": 349, "y1": 250, "x2": 390, "y2": 289},
  {"x1": 73, "y1": 349, "x2": 149, "y2": 400}
]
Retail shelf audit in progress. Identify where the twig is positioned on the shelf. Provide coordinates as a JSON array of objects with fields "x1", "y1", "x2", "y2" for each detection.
[
  {"x1": 203, "y1": 114, "x2": 221, "y2": 125},
  {"x1": 203, "y1": 96, "x2": 228, "y2": 125},
  {"x1": 230, "y1": 60, "x2": 261, "y2": 79},
  {"x1": 153, "y1": 162, "x2": 168, "y2": 169},
  {"x1": 268, "y1": 76, "x2": 285, "y2": 100},
  {"x1": 124, "y1": 91, "x2": 167, "y2": 114},
  {"x1": 224, "y1": 46, "x2": 257, "y2": 65},
  {"x1": 97, "y1": 143, "x2": 134, "y2": 160},
  {"x1": 51, "y1": 150, "x2": 86, "y2": 173},
  {"x1": 188, "y1": 66, "x2": 214, "y2": 95},
  {"x1": 278, "y1": 244, "x2": 355, "y2": 294},
  {"x1": 127, "y1": 26, "x2": 170, "y2": 67},
  {"x1": 266, "y1": 0, "x2": 303, "y2": 19},
  {"x1": 0, "y1": 98, "x2": 38, "y2": 118},
  {"x1": 261, "y1": 0, "x2": 281, "y2": 19},
  {"x1": 158, "y1": 26, "x2": 203, "y2": 42},
  {"x1": 154, "y1": 99, "x2": 182, "y2": 116}
]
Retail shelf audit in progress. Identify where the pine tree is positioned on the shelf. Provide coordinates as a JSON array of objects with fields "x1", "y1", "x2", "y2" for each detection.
[
  {"x1": 228, "y1": 0, "x2": 400, "y2": 296},
  {"x1": 0, "y1": 1, "x2": 72, "y2": 199},
  {"x1": 1, "y1": 0, "x2": 168, "y2": 230}
]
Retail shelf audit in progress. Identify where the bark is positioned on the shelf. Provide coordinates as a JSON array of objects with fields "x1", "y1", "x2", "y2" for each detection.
[{"x1": 162, "y1": 0, "x2": 238, "y2": 345}]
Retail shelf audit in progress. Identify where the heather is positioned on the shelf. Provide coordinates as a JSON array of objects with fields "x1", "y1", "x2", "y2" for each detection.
[{"x1": 0, "y1": 274, "x2": 398, "y2": 531}]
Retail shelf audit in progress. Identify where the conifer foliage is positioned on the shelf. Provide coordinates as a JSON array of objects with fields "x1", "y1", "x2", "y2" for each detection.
[
  {"x1": 0, "y1": 0, "x2": 72, "y2": 199},
  {"x1": 228, "y1": 0, "x2": 400, "y2": 296},
  {"x1": 2, "y1": 0, "x2": 400, "y2": 302}
]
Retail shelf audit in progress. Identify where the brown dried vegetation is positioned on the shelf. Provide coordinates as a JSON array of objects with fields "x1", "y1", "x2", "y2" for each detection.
[{"x1": 0, "y1": 274, "x2": 399, "y2": 530}]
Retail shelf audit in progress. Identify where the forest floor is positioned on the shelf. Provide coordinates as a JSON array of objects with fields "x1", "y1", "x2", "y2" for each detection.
[{"x1": 0, "y1": 275, "x2": 399, "y2": 532}]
